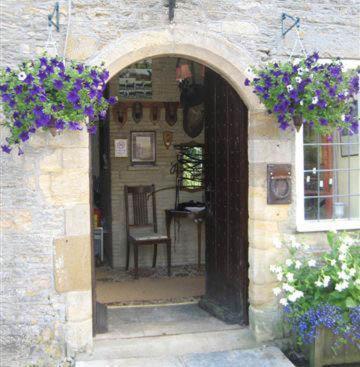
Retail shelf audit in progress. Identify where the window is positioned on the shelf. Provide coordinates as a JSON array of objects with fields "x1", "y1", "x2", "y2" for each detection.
[
  {"x1": 296, "y1": 101, "x2": 360, "y2": 232},
  {"x1": 174, "y1": 143, "x2": 204, "y2": 191}
]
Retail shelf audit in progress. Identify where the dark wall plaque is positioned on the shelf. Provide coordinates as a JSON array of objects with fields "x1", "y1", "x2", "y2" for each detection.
[{"x1": 267, "y1": 164, "x2": 292, "y2": 205}]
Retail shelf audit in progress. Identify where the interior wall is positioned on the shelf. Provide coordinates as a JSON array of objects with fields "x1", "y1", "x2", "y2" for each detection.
[{"x1": 108, "y1": 57, "x2": 205, "y2": 268}]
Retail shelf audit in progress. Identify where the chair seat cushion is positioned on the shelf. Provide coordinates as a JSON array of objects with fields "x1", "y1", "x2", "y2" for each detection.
[{"x1": 129, "y1": 233, "x2": 168, "y2": 242}]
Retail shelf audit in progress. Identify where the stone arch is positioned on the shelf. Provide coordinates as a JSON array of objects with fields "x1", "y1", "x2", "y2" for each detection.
[{"x1": 87, "y1": 25, "x2": 261, "y2": 111}]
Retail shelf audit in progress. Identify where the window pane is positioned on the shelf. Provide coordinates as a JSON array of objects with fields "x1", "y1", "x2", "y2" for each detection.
[
  {"x1": 304, "y1": 145, "x2": 318, "y2": 171},
  {"x1": 319, "y1": 198, "x2": 334, "y2": 220},
  {"x1": 304, "y1": 197, "x2": 318, "y2": 220},
  {"x1": 349, "y1": 195, "x2": 360, "y2": 219}
]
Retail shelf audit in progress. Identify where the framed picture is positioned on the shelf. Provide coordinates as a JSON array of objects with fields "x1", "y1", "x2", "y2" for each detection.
[
  {"x1": 118, "y1": 59, "x2": 152, "y2": 100},
  {"x1": 114, "y1": 138, "x2": 128, "y2": 158},
  {"x1": 130, "y1": 131, "x2": 156, "y2": 165}
]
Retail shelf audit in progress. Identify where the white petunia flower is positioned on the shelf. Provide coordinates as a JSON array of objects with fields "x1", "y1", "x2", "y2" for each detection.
[
  {"x1": 285, "y1": 259, "x2": 293, "y2": 267},
  {"x1": 270, "y1": 265, "x2": 277, "y2": 273},
  {"x1": 330, "y1": 259, "x2": 336, "y2": 266},
  {"x1": 323, "y1": 276, "x2": 331, "y2": 287},
  {"x1": 273, "y1": 287, "x2": 282, "y2": 296},
  {"x1": 279, "y1": 298, "x2": 288, "y2": 306},
  {"x1": 283, "y1": 283, "x2": 295, "y2": 293},
  {"x1": 287, "y1": 85, "x2": 294, "y2": 91},
  {"x1": 299, "y1": 100, "x2": 304, "y2": 106},
  {"x1": 297, "y1": 68, "x2": 303, "y2": 75},
  {"x1": 349, "y1": 268, "x2": 356, "y2": 277},
  {"x1": 339, "y1": 254, "x2": 346, "y2": 261},
  {"x1": 286, "y1": 273, "x2": 294, "y2": 282},
  {"x1": 18, "y1": 72, "x2": 26, "y2": 81},
  {"x1": 276, "y1": 273, "x2": 283, "y2": 281},
  {"x1": 308, "y1": 259, "x2": 316, "y2": 267},
  {"x1": 315, "y1": 280, "x2": 322, "y2": 287},
  {"x1": 344, "y1": 91, "x2": 349, "y2": 97},
  {"x1": 295, "y1": 260, "x2": 301, "y2": 269},
  {"x1": 295, "y1": 77, "x2": 302, "y2": 83},
  {"x1": 312, "y1": 96, "x2": 318, "y2": 104}
]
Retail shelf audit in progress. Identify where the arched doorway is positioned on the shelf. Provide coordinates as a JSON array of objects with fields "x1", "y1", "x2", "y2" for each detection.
[{"x1": 91, "y1": 53, "x2": 249, "y2": 334}]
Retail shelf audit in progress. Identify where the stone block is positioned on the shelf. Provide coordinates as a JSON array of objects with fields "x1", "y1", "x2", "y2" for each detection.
[
  {"x1": 248, "y1": 139, "x2": 294, "y2": 164},
  {"x1": 248, "y1": 247, "x2": 284, "y2": 285},
  {"x1": 249, "y1": 187, "x2": 290, "y2": 222},
  {"x1": 249, "y1": 281, "x2": 278, "y2": 307},
  {"x1": 249, "y1": 304, "x2": 284, "y2": 342},
  {"x1": 0, "y1": 209, "x2": 32, "y2": 231},
  {"x1": 48, "y1": 130, "x2": 89, "y2": 149},
  {"x1": 65, "y1": 318, "x2": 93, "y2": 353},
  {"x1": 65, "y1": 204, "x2": 91, "y2": 236},
  {"x1": 248, "y1": 163, "x2": 267, "y2": 188},
  {"x1": 249, "y1": 219, "x2": 279, "y2": 250},
  {"x1": 221, "y1": 21, "x2": 259, "y2": 35},
  {"x1": 65, "y1": 291, "x2": 92, "y2": 322},
  {"x1": 66, "y1": 35, "x2": 99, "y2": 61},
  {"x1": 62, "y1": 148, "x2": 90, "y2": 169},
  {"x1": 50, "y1": 169, "x2": 90, "y2": 205},
  {"x1": 39, "y1": 150, "x2": 62, "y2": 173},
  {"x1": 54, "y1": 235, "x2": 92, "y2": 293}
]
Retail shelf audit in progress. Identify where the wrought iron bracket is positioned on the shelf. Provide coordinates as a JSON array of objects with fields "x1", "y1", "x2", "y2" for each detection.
[
  {"x1": 165, "y1": 0, "x2": 176, "y2": 22},
  {"x1": 281, "y1": 12, "x2": 300, "y2": 38},
  {"x1": 48, "y1": 2, "x2": 60, "y2": 32}
]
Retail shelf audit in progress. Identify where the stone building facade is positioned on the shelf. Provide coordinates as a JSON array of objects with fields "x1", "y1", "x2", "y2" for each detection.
[{"x1": 0, "y1": 1, "x2": 359, "y2": 366}]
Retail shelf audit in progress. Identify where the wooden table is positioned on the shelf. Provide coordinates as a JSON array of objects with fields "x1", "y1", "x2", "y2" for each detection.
[{"x1": 165, "y1": 209, "x2": 206, "y2": 271}]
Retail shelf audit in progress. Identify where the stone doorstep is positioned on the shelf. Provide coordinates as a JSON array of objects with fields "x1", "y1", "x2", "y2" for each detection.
[{"x1": 76, "y1": 346, "x2": 294, "y2": 367}]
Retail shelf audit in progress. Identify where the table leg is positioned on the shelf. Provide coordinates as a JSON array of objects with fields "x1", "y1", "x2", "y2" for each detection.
[{"x1": 197, "y1": 221, "x2": 202, "y2": 271}]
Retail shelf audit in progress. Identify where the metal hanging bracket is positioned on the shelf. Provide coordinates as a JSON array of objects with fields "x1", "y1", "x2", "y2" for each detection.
[
  {"x1": 165, "y1": 0, "x2": 176, "y2": 22},
  {"x1": 48, "y1": 2, "x2": 60, "y2": 32},
  {"x1": 281, "y1": 13, "x2": 300, "y2": 38}
]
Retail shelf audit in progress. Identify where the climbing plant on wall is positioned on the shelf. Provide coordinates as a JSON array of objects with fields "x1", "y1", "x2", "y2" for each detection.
[
  {"x1": 0, "y1": 54, "x2": 116, "y2": 155},
  {"x1": 245, "y1": 52, "x2": 359, "y2": 137}
]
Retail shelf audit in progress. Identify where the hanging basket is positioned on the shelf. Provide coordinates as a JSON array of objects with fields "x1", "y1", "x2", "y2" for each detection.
[{"x1": 293, "y1": 114, "x2": 303, "y2": 131}]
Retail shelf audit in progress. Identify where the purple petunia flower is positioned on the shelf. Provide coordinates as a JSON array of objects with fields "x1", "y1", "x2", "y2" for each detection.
[
  {"x1": 57, "y1": 61, "x2": 65, "y2": 72},
  {"x1": 33, "y1": 105, "x2": 44, "y2": 117},
  {"x1": 5, "y1": 67, "x2": 11, "y2": 73},
  {"x1": 19, "y1": 131, "x2": 29, "y2": 142},
  {"x1": 29, "y1": 127, "x2": 36, "y2": 133},
  {"x1": 329, "y1": 65, "x2": 341, "y2": 78},
  {"x1": 317, "y1": 99, "x2": 327, "y2": 109},
  {"x1": 76, "y1": 64, "x2": 84, "y2": 74},
  {"x1": 38, "y1": 94, "x2": 47, "y2": 102},
  {"x1": 14, "y1": 85, "x2": 23, "y2": 94},
  {"x1": 24, "y1": 74, "x2": 34, "y2": 85},
  {"x1": 35, "y1": 113, "x2": 51, "y2": 128},
  {"x1": 99, "y1": 110, "x2": 107, "y2": 119},
  {"x1": 38, "y1": 70, "x2": 47, "y2": 82},
  {"x1": 67, "y1": 89, "x2": 80, "y2": 104},
  {"x1": 73, "y1": 78, "x2": 83, "y2": 91},
  {"x1": 255, "y1": 85, "x2": 265, "y2": 94},
  {"x1": 1, "y1": 145, "x2": 11, "y2": 153},
  {"x1": 289, "y1": 89, "x2": 298, "y2": 100},
  {"x1": 90, "y1": 69, "x2": 98, "y2": 79},
  {"x1": 320, "y1": 118, "x2": 328, "y2": 126},
  {"x1": 55, "y1": 119, "x2": 65, "y2": 130},
  {"x1": 0, "y1": 84, "x2": 8, "y2": 92},
  {"x1": 14, "y1": 120, "x2": 22, "y2": 128},
  {"x1": 9, "y1": 99, "x2": 16, "y2": 108},
  {"x1": 308, "y1": 104, "x2": 315, "y2": 111},
  {"x1": 39, "y1": 57, "x2": 48, "y2": 67},
  {"x1": 1, "y1": 93, "x2": 12, "y2": 102},
  {"x1": 244, "y1": 78, "x2": 250, "y2": 86},
  {"x1": 45, "y1": 64, "x2": 54, "y2": 74},
  {"x1": 100, "y1": 70, "x2": 109, "y2": 82},
  {"x1": 108, "y1": 96, "x2": 117, "y2": 105},
  {"x1": 53, "y1": 79, "x2": 63, "y2": 90},
  {"x1": 68, "y1": 121, "x2": 82, "y2": 130},
  {"x1": 84, "y1": 105, "x2": 95, "y2": 118},
  {"x1": 89, "y1": 89, "x2": 97, "y2": 99},
  {"x1": 87, "y1": 125, "x2": 97, "y2": 135}
]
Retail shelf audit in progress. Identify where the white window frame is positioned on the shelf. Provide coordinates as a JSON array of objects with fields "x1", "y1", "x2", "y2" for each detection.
[{"x1": 296, "y1": 59, "x2": 360, "y2": 232}]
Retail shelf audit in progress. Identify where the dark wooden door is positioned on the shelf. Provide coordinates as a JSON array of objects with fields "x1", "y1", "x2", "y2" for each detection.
[{"x1": 199, "y1": 68, "x2": 249, "y2": 325}]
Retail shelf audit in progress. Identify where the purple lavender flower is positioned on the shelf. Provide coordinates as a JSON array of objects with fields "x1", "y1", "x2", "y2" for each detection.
[
  {"x1": 67, "y1": 89, "x2": 80, "y2": 104},
  {"x1": 1, "y1": 145, "x2": 11, "y2": 153},
  {"x1": 53, "y1": 79, "x2": 63, "y2": 90}
]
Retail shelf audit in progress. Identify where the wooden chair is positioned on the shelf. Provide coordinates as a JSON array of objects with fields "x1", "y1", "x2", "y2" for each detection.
[{"x1": 124, "y1": 185, "x2": 171, "y2": 279}]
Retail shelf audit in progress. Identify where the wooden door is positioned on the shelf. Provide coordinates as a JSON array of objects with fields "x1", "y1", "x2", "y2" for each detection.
[{"x1": 199, "y1": 69, "x2": 249, "y2": 324}]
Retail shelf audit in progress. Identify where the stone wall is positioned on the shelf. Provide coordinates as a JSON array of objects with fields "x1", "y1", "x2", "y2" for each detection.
[
  {"x1": 0, "y1": 1, "x2": 359, "y2": 365},
  {"x1": 106, "y1": 57, "x2": 204, "y2": 268}
]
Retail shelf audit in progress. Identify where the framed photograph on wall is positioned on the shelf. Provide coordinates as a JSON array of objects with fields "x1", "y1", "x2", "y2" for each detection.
[{"x1": 130, "y1": 131, "x2": 156, "y2": 165}]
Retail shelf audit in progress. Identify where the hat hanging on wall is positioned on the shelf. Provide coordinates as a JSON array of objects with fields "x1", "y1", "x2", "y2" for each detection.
[
  {"x1": 150, "y1": 104, "x2": 160, "y2": 124},
  {"x1": 164, "y1": 102, "x2": 178, "y2": 126},
  {"x1": 163, "y1": 131, "x2": 173, "y2": 149},
  {"x1": 132, "y1": 102, "x2": 143, "y2": 123}
]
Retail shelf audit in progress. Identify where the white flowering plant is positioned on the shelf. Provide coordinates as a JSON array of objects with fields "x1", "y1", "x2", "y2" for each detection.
[{"x1": 271, "y1": 231, "x2": 360, "y2": 349}]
